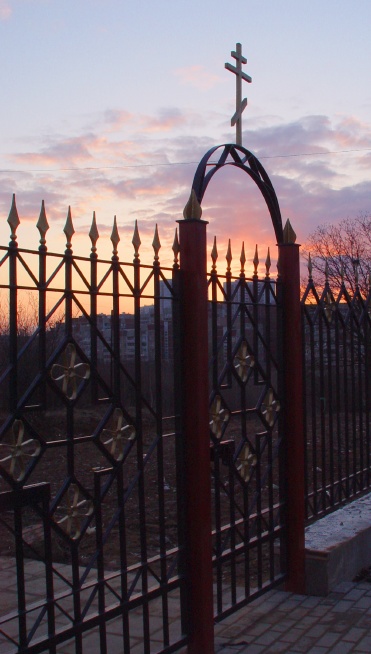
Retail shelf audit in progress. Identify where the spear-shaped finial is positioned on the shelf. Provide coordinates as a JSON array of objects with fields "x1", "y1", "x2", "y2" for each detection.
[
  {"x1": 8, "y1": 193, "x2": 20, "y2": 243},
  {"x1": 64, "y1": 206, "x2": 74, "y2": 250},
  {"x1": 89, "y1": 211, "x2": 99, "y2": 254},
  {"x1": 211, "y1": 236, "x2": 218, "y2": 271},
  {"x1": 132, "y1": 220, "x2": 141, "y2": 259},
  {"x1": 240, "y1": 242, "x2": 246, "y2": 274},
  {"x1": 172, "y1": 228, "x2": 180, "y2": 266},
  {"x1": 265, "y1": 248, "x2": 271, "y2": 278},
  {"x1": 152, "y1": 224, "x2": 161, "y2": 261},
  {"x1": 37, "y1": 200, "x2": 49, "y2": 246},
  {"x1": 226, "y1": 239, "x2": 232, "y2": 272},
  {"x1": 110, "y1": 216, "x2": 120, "y2": 256},
  {"x1": 253, "y1": 245, "x2": 259, "y2": 277}
]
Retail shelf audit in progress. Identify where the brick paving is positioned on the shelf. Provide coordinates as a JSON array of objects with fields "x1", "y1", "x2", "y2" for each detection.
[
  {"x1": 1, "y1": 555, "x2": 371, "y2": 653},
  {"x1": 213, "y1": 582, "x2": 371, "y2": 653}
]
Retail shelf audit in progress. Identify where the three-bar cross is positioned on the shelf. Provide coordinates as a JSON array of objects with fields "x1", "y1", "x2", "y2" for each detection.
[{"x1": 225, "y1": 43, "x2": 252, "y2": 146}]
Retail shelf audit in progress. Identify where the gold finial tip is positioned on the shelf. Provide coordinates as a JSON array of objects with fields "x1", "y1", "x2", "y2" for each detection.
[
  {"x1": 183, "y1": 189, "x2": 202, "y2": 220},
  {"x1": 283, "y1": 219, "x2": 297, "y2": 244}
]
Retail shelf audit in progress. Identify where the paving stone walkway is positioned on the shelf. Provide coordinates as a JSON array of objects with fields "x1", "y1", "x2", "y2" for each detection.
[
  {"x1": 2, "y1": 553, "x2": 371, "y2": 653},
  {"x1": 213, "y1": 581, "x2": 371, "y2": 654}
]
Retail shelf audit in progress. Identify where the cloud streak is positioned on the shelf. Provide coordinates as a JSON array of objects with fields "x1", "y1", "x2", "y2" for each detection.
[{"x1": 1, "y1": 108, "x2": 371, "y2": 269}]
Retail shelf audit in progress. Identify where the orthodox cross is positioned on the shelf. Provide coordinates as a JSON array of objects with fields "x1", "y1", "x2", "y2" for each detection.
[{"x1": 225, "y1": 43, "x2": 252, "y2": 146}]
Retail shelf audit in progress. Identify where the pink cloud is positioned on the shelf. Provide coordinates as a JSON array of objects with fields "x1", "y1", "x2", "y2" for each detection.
[
  {"x1": 0, "y1": 0, "x2": 11, "y2": 20},
  {"x1": 174, "y1": 65, "x2": 223, "y2": 91}
]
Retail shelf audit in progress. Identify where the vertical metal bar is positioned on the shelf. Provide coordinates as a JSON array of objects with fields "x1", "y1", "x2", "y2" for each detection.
[
  {"x1": 278, "y1": 241, "x2": 305, "y2": 594},
  {"x1": 334, "y1": 298, "x2": 342, "y2": 504},
  {"x1": 239, "y1": 271, "x2": 250, "y2": 598},
  {"x1": 326, "y1": 306, "x2": 334, "y2": 507},
  {"x1": 14, "y1": 500, "x2": 27, "y2": 650},
  {"x1": 38, "y1": 228, "x2": 47, "y2": 408},
  {"x1": 71, "y1": 544, "x2": 83, "y2": 654},
  {"x1": 133, "y1": 252, "x2": 150, "y2": 654},
  {"x1": 350, "y1": 304, "x2": 357, "y2": 494},
  {"x1": 117, "y1": 463, "x2": 130, "y2": 654},
  {"x1": 210, "y1": 261, "x2": 223, "y2": 615},
  {"x1": 94, "y1": 472, "x2": 107, "y2": 654},
  {"x1": 90, "y1": 242, "x2": 98, "y2": 404},
  {"x1": 309, "y1": 311, "x2": 318, "y2": 517},
  {"x1": 318, "y1": 306, "x2": 327, "y2": 513},
  {"x1": 9, "y1": 236, "x2": 18, "y2": 414},
  {"x1": 153, "y1": 255, "x2": 170, "y2": 647},
  {"x1": 343, "y1": 300, "x2": 350, "y2": 498},
  {"x1": 357, "y1": 298, "x2": 364, "y2": 490},
  {"x1": 365, "y1": 300, "x2": 371, "y2": 488},
  {"x1": 43, "y1": 485, "x2": 56, "y2": 654},
  {"x1": 301, "y1": 298, "x2": 309, "y2": 520},
  {"x1": 178, "y1": 216, "x2": 214, "y2": 654}
]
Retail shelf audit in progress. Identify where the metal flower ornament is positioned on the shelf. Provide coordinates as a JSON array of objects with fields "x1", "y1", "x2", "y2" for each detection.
[
  {"x1": 209, "y1": 395, "x2": 229, "y2": 439},
  {"x1": 262, "y1": 389, "x2": 280, "y2": 427},
  {"x1": 237, "y1": 442, "x2": 257, "y2": 482},
  {"x1": 0, "y1": 419, "x2": 41, "y2": 481},
  {"x1": 102, "y1": 408, "x2": 136, "y2": 461},
  {"x1": 51, "y1": 343, "x2": 90, "y2": 400},
  {"x1": 56, "y1": 484, "x2": 94, "y2": 540},
  {"x1": 234, "y1": 340, "x2": 255, "y2": 382}
]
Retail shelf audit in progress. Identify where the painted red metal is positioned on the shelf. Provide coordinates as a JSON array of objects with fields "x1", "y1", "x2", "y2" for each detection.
[
  {"x1": 278, "y1": 243, "x2": 306, "y2": 593},
  {"x1": 178, "y1": 217, "x2": 215, "y2": 654}
]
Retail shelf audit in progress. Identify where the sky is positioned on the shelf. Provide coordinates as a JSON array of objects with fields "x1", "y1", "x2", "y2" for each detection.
[{"x1": 0, "y1": 0, "x2": 371, "y2": 271}]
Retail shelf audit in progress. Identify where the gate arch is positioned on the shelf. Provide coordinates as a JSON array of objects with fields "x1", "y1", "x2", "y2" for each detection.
[{"x1": 191, "y1": 143, "x2": 283, "y2": 244}]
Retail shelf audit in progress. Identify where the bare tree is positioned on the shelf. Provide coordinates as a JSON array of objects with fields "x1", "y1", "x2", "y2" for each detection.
[{"x1": 303, "y1": 213, "x2": 371, "y2": 297}]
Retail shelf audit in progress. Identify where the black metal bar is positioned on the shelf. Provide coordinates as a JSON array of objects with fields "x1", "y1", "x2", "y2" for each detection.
[{"x1": 153, "y1": 252, "x2": 170, "y2": 647}]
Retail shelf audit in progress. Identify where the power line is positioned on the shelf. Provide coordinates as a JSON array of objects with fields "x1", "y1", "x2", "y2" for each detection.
[{"x1": 0, "y1": 147, "x2": 370, "y2": 174}]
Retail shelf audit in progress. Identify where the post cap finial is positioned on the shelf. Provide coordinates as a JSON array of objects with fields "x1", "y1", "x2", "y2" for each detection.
[
  {"x1": 283, "y1": 219, "x2": 297, "y2": 244},
  {"x1": 183, "y1": 189, "x2": 202, "y2": 220}
]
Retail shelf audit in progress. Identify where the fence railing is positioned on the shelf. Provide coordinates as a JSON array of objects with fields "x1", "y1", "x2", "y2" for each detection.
[
  {"x1": 301, "y1": 267, "x2": 371, "y2": 521},
  {"x1": 0, "y1": 198, "x2": 187, "y2": 654}
]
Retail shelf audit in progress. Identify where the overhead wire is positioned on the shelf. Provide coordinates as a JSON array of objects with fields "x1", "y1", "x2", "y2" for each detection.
[{"x1": 0, "y1": 147, "x2": 370, "y2": 174}]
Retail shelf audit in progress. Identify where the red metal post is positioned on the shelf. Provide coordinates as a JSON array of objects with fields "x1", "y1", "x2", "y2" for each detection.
[
  {"x1": 278, "y1": 239, "x2": 306, "y2": 594},
  {"x1": 178, "y1": 210, "x2": 214, "y2": 654}
]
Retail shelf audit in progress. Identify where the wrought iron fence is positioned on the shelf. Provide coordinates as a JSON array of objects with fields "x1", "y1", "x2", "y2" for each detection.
[
  {"x1": 0, "y1": 198, "x2": 187, "y2": 654},
  {"x1": 207, "y1": 241, "x2": 286, "y2": 619},
  {"x1": 301, "y1": 264, "x2": 371, "y2": 521}
]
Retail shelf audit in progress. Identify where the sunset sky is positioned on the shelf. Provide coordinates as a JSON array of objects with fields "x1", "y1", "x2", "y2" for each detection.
[{"x1": 1, "y1": 0, "x2": 371, "y2": 270}]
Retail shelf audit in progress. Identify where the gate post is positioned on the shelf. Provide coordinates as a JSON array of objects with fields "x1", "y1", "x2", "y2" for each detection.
[
  {"x1": 278, "y1": 220, "x2": 306, "y2": 594},
  {"x1": 178, "y1": 192, "x2": 214, "y2": 654}
]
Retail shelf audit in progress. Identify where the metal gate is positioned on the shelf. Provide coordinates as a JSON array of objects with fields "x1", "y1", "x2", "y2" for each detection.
[{"x1": 208, "y1": 247, "x2": 286, "y2": 619}]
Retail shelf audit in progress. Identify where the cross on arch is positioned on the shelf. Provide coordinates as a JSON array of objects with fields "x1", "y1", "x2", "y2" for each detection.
[{"x1": 225, "y1": 42, "x2": 252, "y2": 146}]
